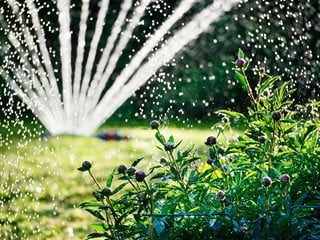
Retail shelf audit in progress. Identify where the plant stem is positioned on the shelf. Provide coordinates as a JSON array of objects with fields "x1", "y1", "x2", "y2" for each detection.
[
  {"x1": 88, "y1": 169, "x2": 103, "y2": 190},
  {"x1": 144, "y1": 180, "x2": 154, "y2": 240}
]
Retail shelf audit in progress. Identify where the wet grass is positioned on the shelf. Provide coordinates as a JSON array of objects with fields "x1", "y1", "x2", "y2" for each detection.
[{"x1": 0, "y1": 125, "x2": 239, "y2": 239}]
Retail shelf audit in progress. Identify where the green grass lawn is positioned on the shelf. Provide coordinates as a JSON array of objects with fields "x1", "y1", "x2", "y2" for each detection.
[{"x1": 0, "y1": 125, "x2": 234, "y2": 239}]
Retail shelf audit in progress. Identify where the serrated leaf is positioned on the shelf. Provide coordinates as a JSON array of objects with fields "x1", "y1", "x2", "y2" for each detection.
[
  {"x1": 132, "y1": 157, "x2": 144, "y2": 167},
  {"x1": 238, "y1": 48, "x2": 244, "y2": 59},
  {"x1": 235, "y1": 71, "x2": 249, "y2": 92},
  {"x1": 106, "y1": 170, "x2": 115, "y2": 187}
]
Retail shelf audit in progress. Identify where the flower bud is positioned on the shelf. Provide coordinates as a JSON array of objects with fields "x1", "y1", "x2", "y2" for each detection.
[
  {"x1": 207, "y1": 158, "x2": 214, "y2": 165},
  {"x1": 118, "y1": 164, "x2": 127, "y2": 174},
  {"x1": 236, "y1": 58, "x2": 246, "y2": 68},
  {"x1": 261, "y1": 176, "x2": 272, "y2": 187},
  {"x1": 216, "y1": 190, "x2": 225, "y2": 199},
  {"x1": 272, "y1": 111, "x2": 281, "y2": 121},
  {"x1": 280, "y1": 174, "x2": 290, "y2": 183},
  {"x1": 258, "y1": 135, "x2": 266, "y2": 143},
  {"x1": 150, "y1": 120, "x2": 160, "y2": 130},
  {"x1": 78, "y1": 160, "x2": 92, "y2": 171},
  {"x1": 101, "y1": 187, "x2": 112, "y2": 197},
  {"x1": 164, "y1": 142, "x2": 175, "y2": 151},
  {"x1": 205, "y1": 136, "x2": 217, "y2": 146},
  {"x1": 135, "y1": 170, "x2": 146, "y2": 182},
  {"x1": 127, "y1": 166, "x2": 136, "y2": 176},
  {"x1": 160, "y1": 157, "x2": 168, "y2": 165}
]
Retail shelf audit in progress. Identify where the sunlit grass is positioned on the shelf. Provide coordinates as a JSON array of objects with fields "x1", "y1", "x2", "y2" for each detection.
[{"x1": 0, "y1": 126, "x2": 239, "y2": 239}]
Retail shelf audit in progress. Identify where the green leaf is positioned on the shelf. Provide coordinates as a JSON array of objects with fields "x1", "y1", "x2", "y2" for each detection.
[
  {"x1": 258, "y1": 76, "x2": 279, "y2": 95},
  {"x1": 78, "y1": 201, "x2": 104, "y2": 208},
  {"x1": 112, "y1": 182, "x2": 128, "y2": 195},
  {"x1": 238, "y1": 48, "x2": 244, "y2": 59},
  {"x1": 155, "y1": 132, "x2": 166, "y2": 145},
  {"x1": 216, "y1": 109, "x2": 246, "y2": 120},
  {"x1": 150, "y1": 172, "x2": 166, "y2": 180},
  {"x1": 85, "y1": 208, "x2": 105, "y2": 221},
  {"x1": 235, "y1": 71, "x2": 249, "y2": 92},
  {"x1": 86, "y1": 232, "x2": 108, "y2": 239},
  {"x1": 132, "y1": 157, "x2": 144, "y2": 167},
  {"x1": 91, "y1": 223, "x2": 109, "y2": 232},
  {"x1": 106, "y1": 170, "x2": 115, "y2": 187},
  {"x1": 154, "y1": 219, "x2": 166, "y2": 235},
  {"x1": 168, "y1": 135, "x2": 175, "y2": 144},
  {"x1": 174, "y1": 140, "x2": 182, "y2": 149},
  {"x1": 209, "y1": 148, "x2": 216, "y2": 161}
]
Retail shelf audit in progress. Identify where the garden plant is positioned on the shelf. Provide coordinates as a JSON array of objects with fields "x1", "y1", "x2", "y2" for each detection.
[{"x1": 78, "y1": 50, "x2": 320, "y2": 239}]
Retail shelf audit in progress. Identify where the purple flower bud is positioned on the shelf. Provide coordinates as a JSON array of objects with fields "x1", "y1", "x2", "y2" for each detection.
[
  {"x1": 78, "y1": 160, "x2": 92, "y2": 171},
  {"x1": 236, "y1": 58, "x2": 246, "y2": 68},
  {"x1": 135, "y1": 170, "x2": 146, "y2": 182},
  {"x1": 261, "y1": 176, "x2": 272, "y2": 187},
  {"x1": 150, "y1": 120, "x2": 160, "y2": 130},
  {"x1": 207, "y1": 158, "x2": 214, "y2": 165},
  {"x1": 258, "y1": 135, "x2": 266, "y2": 143},
  {"x1": 280, "y1": 174, "x2": 290, "y2": 183},
  {"x1": 216, "y1": 190, "x2": 225, "y2": 199},
  {"x1": 272, "y1": 111, "x2": 281, "y2": 121},
  {"x1": 205, "y1": 136, "x2": 217, "y2": 146},
  {"x1": 118, "y1": 164, "x2": 127, "y2": 174}
]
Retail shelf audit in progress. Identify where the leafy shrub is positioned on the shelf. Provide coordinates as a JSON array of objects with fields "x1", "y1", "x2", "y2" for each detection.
[{"x1": 78, "y1": 50, "x2": 320, "y2": 239}]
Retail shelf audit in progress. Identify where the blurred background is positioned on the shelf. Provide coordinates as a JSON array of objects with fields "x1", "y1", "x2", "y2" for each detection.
[{"x1": 0, "y1": 0, "x2": 319, "y2": 128}]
